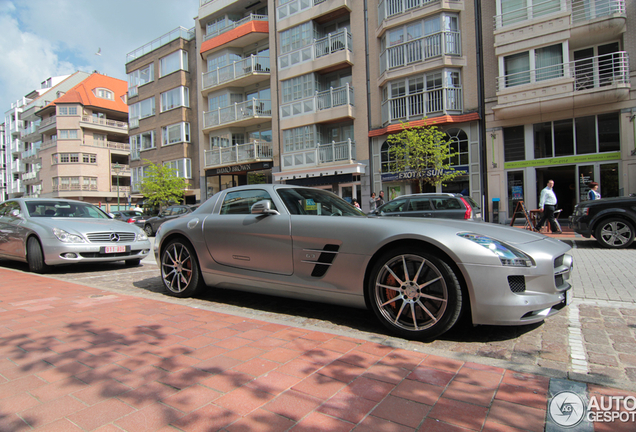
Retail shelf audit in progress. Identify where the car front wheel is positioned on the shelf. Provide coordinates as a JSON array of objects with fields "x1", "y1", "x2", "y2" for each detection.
[
  {"x1": 367, "y1": 248, "x2": 463, "y2": 340},
  {"x1": 595, "y1": 218, "x2": 635, "y2": 249},
  {"x1": 160, "y1": 239, "x2": 203, "y2": 297},
  {"x1": 144, "y1": 225, "x2": 154, "y2": 237},
  {"x1": 27, "y1": 237, "x2": 49, "y2": 274}
]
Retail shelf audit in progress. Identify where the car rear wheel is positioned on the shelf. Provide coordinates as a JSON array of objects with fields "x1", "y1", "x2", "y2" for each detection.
[
  {"x1": 367, "y1": 248, "x2": 462, "y2": 340},
  {"x1": 160, "y1": 239, "x2": 203, "y2": 297},
  {"x1": 594, "y1": 218, "x2": 635, "y2": 249},
  {"x1": 144, "y1": 224, "x2": 154, "y2": 237},
  {"x1": 27, "y1": 237, "x2": 49, "y2": 274}
]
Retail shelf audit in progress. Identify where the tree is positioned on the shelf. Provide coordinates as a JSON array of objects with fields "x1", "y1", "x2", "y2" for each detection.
[
  {"x1": 138, "y1": 160, "x2": 186, "y2": 212},
  {"x1": 387, "y1": 119, "x2": 462, "y2": 193}
]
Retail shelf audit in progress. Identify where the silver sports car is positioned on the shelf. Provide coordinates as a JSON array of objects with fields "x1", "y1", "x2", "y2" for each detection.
[
  {"x1": 0, "y1": 198, "x2": 151, "y2": 273},
  {"x1": 154, "y1": 185, "x2": 573, "y2": 340}
]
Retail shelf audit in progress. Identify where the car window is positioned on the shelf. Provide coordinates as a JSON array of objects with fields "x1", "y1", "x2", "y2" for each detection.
[
  {"x1": 24, "y1": 201, "x2": 110, "y2": 219},
  {"x1": 379, "y1": 199, "x2": 407, "y2": 213},
  {"x1": 277, "y1": 188, "x2": 362, "y2": 216},
  {"x1": 463, "y1": 196, "x2": 480, "y2": 211},
  {"x1": 220, "y1": 190, "x2": 277, "y2": 215},
  {"x1": 431, "y1": 198, "x2": 460, "y2": 210},
  {"x1": 408, "y1": 198, "x2": 432, "y2": 211},
  {"x1": 160, "y1": 208, "x2": 172, "y2": 217},
  {"x1": 1, "y1": 201, "x2": 20, "y2": 216}
]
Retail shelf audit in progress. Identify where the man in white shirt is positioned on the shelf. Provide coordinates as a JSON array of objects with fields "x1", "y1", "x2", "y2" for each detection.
[{"x1": 536, "y1": 179, "x2": 561, "y2": 233}]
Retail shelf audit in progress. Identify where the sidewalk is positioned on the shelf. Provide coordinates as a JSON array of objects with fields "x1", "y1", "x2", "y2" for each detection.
[{"x1": 0, "y1": 268, "x2": 633, "y2": 431}]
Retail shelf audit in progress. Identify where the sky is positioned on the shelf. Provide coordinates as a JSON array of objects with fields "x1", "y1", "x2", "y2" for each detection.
[{"x1": 0, "y1": 0, "x2": 199, "y2": 118}]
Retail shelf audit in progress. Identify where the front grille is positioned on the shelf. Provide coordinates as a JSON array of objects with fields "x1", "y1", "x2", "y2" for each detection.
[
  {"x1": 554, "y1": 255, "x2": 564, "y2": 268},
  {"x1": 508, "y1": 275, "x2": 526, "y2": 293},
  {"x1": 86, "y1": 232, "x2": 137, "y2": 243}
]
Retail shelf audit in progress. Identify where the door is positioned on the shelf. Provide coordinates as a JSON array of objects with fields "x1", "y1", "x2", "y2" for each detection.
[
  {"x1": 0, "y1": 201, "x2": 27, "y2": 259},
  {"x1": 204, "y1": 189, "x2": 293, "y2": 275}
]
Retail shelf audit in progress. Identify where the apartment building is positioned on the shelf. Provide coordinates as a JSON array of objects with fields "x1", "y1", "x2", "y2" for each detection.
[
  {"x1": 483, "y1": 0, "x2": 636, "y2": 222},
  {"x1": 125, "y1": 26, "x2": 200, "y2": 205},
  {"x1": 34, "y1": 73, "x2": 130, "y2": 211},
  {"x1": 367, "y1": 0, "x2": 483, "y2": 206},
  {"x1": 0, "y1": 122, "x2": 6, "y2": 202}
]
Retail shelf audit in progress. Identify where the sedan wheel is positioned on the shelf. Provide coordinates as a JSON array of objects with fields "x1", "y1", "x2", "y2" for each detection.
[
  {"x1": 27, "y1": 237, "x2": 49, "y2": 274},
  {"x1": 144, "y1": 225, "x2": 154, "y2": 237},
  {"x1": 160, "y1": 239, "x2": 203, "y2": 297},
  {"x1": 368, "y1": 249, "x2": 463, "y2": 340},
  {"x1": 595, "y1": 218, "x2": 635, "y2": 249}
]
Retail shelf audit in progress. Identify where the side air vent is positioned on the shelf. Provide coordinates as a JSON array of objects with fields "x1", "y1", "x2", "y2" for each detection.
[
  {"x1": 302, "y1": 244, "x2": 340, "y2": 277},
  {"x1": 508, "y1": 275, "x2": 526, "y2": 293}
]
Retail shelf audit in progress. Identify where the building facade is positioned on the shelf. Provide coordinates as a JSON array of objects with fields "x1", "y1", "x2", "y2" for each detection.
[
  {"x1": 483, "y1": 0, "x2": 636, "y2": 222},
  {"x1": 125, "y1": 26, "x2": 200, "y2": 206}
]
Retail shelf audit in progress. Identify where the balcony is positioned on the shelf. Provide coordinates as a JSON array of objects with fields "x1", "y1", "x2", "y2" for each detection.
[
  {"x1": 379, "y1": 31, "x2": 461, "y2": 75},
  {"x1": 202, "y1": 55, "x2": 270, "y2": 96},
  {"x1": 494, "y1": 52, "x2": 630, "y2": 119},
  {"x1": 381, "y1": 87, "x2": 463, "y2": 125},
  {"x1": 110, "y1": 186, "x2": 131, "y2": 194},
  {"x1": 126, "y1": 26, "x2": 194, "y2": 64},
  {"x1": 281, "y1": 139, "x2": 356, "y2": 170},
  {"x1": 11, "y1": 160, "x2": 25, "y2": 174},
  {"x1": 22, "y1": 145, "x2": 41, "y2": 160},
  {"x1": 202, "y1": 99, "x2": 272, "y2": 132},
  {"x1": 203, "y1": 14, "x2": 268, "y2": 41},
  {"x1": 200, "y1": 15, "x2": 269, "y2": 56},
  {"x1": 278, "y1": 30, "x2": 353, "y2": 76},
  {"x1": 22, "y1": 171, "x2": 40, "y2": 184},
  {"x1": 38, "y1": 116, "x2": 57, "y2": 133},
  {"x1": 280, "y1": 84, "x2": 354, "y2": 120},
  {"x1": 81, "y1": 139, "x2": 129, "y2": 151},
  {"x1": 40, "y1": 139, "x2": 57, "y2": 150},
  {"x1": 80, "y1": 116, "x2": 128, "y2": 133},
  {"x1": 204, "y1": 140, "x2": 273, "y2": 169},
  {"x1": 20, "y1": 122, "x2": 41, "y2": 142},
  {"x1": 277, "y1": 0, "x2": 347, "y2": 23},
  {"x1": 378, "y1": 0, "x2": 440, "y2": 24},
  {"x1": 111, "y1": 163, "x2": 131, "y2": 175}
]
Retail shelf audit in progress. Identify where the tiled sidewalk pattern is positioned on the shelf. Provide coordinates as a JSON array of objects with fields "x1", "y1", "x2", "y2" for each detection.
[{"x1": 1, "y1": 269, "x2": 635, "y2": 431}]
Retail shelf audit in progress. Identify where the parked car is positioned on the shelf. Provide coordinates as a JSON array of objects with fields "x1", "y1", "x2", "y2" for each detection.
[
  {"x1": 570, "y1": 196, "x2": 636, "y2": 248},
  {"x1": 370, "y1": 193, "x2": 482, "y2": 221},
  {"x1": 153, "y1": 185, "x2": 573, "y2": 340},
  {"x1": 0, "y1": 198, "x2": 151, "y2": 273},
  {"x1": 110, "y1": 210, "x2": 144, "y2": 223},
  {"x1": 139, "y1": 204, "x2": 199, "y2": 236}
]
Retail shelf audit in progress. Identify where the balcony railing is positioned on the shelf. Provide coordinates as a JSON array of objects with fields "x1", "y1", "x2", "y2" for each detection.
[
  {"x1": 40, "y1": 139, "x2": 57, "y2": 150},
  {"x1": 378, "y1": 0, "x2": 438, "y2": 24},
  {"x1": 280, "y1": 83, "x2": 354, "y2": 119},
  {"x1": 81, "y1": 116, "x2": 128, "y2": 130},
  {"x1": 381, "y1": 87, "x2": 463, "y2": 124},
  {"x1": 20, "y1": 122, "x2": 41, "y2": 138},
  {"x1": 38, "y1": 116, "x2": 56, "y2": 130},
  {"x1": 203, "y1": 99, "x2": 272, "y2": 129},
  {"x1": 110, "y1": 186, "x2": 131, "y2": 194},
  {"x1": 111, "y1": 163, "x2": 131, "y2": 174},
  {"x1": 572, "y1": 0, "x2": 625, "y2": 23},
  {"x1": 277, "y1": 0, "x2": 331, "y2": 21},
  {"x1": 203, "y1": 14, "x2": 268, "y2": 41},
  {"x1": 22, "y1": 145, "x2": 41, "y2": 159},
  {"x1": 202, "y1": 55, "x2": 270, "y2": 91},
  {"x1": 204, "y1": 140, "x2": 273, "y2": 168},
  {"x1": 497, "y1": 51, "x2": 629, "y2": 91},
  {"x1": 279, "y1": 29, "x2": 352, "y2": 70},
  {"x1": 282, "y1": 139, "x2": 356, "y2": 169},
  {"x1": 82, "y1": 139, "x2": 129, "y2": 151},
  {"x1": 126, "y1": 26, "x2": 194, "y2": 63},
  {"x1": 380, "y1": 31, "x2": 461, "y2": 74}
]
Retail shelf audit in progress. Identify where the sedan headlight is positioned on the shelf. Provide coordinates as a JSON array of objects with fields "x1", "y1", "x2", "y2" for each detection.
[
  {"x1": 458, "y1": 233, "x2": 534, "y2": 267},
  {"x1": 52, "y1": 228, "x2": 86, "y2": 244},
  {"x1": 137, "y1": 230, "x2": 148, "y2": 241}
]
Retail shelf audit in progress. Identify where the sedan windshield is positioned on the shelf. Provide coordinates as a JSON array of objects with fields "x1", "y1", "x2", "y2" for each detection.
[
  {"x1": 277, "y1": 188, "x2": 364, "y2": 216},
  {"x1": 26, "y1": 201, "x2": 111, "y2": 219}
]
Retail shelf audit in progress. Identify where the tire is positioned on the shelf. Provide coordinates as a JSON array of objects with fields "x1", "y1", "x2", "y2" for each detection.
[
  {"x1": 160, "y1": 239, "x2": 203, "y2": 297},
  {"x1": 367, "y1": 248, "x2": 463, "y2": 340},
  {"x1": 125, "y1": 259, "x2": 141, "y2": 267},
  {"x1": 594, "y1": 218, "x2": 635, "y2": 249},
  {"x1": 144, "y1": 224, "x2": 154, "y2": 237},
  {"x1": 27, "y1": 237, "x2": 49, "y2": 274}
]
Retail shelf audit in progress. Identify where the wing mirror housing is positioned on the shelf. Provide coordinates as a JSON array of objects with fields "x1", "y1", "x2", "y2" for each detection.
[
  {"x1": 9, "y1": 209, "x2": 24, "y2": 219},
  {"x1": 251, "y1": 200, "x2": 280, "y2": 216}
]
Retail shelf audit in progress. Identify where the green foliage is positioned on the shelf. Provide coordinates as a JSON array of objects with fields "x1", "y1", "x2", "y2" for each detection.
[
  {"x1": 138, "y1": 160, "x2": 186, "y2": 211},
  {"x1": 387, "y1": 120, "x2": 462, "y2": 192}
]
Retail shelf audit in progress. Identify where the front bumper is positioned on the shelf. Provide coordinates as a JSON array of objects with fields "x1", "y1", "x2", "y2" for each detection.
[
  {"x1": 569, "y1": 215, "x2": 592, "y2": 238},
  {"x1": 42, "y1": 239, "x2": 152, "y2": 265}
]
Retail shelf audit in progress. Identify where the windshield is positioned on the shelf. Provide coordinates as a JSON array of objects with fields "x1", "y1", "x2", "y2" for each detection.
[
  {"x1": 277, "y1": 188, "x2": 365, "y2": 217},
  {"x1": 26, "y1": 201, "x2": 111, "y2": 219}
]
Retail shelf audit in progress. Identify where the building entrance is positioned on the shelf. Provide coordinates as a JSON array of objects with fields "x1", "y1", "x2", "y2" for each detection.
[{"x1": 535, "y1": 166, "x2": 576, "y2": 219}]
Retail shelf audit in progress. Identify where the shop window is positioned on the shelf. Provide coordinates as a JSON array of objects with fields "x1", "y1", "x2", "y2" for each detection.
[
  {"x1": 553, "y1": 119, "x2": 574, "y2": 156},
  {"x1": 533, "y1": 122, "x2": 552, "y2": 158},
  {"x1": 597, "y1": 113, "x2": 620, "y2": 152},
  {"x1": 575, "y1": 116, "x2": 596, "y2": 154},
  {"x1": 507, "y1": 171, "x2": 524, "y2": 218}
]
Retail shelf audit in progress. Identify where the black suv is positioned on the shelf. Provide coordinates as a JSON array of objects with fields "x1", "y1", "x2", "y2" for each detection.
[
  {"x1": 369, "y1": 193, "x2": 482, "y2": 221},
  {"x1": 570, "y1": 196, "x2": 636, "y2": 248}
]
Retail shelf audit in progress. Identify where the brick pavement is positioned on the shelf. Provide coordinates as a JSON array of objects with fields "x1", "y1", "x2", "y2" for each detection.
[{"x1": 1, "y1": 261, "x2": 636, "y2": 431}]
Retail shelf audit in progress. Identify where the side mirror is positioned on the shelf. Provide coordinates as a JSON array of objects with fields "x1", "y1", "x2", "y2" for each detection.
[
  {"x1": 9, "y1": 209, "x2": 23, "y2": 219},
  {"x1": 251, "y1": 200, "x2": 280, "y2": 216}
]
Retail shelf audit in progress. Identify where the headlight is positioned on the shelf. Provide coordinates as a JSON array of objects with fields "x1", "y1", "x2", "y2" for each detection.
[
  {"x1": 137, "y1": 230, "x2": 148, "y2": 241},
  {"x1": 52, "y1": 228, "x2": 86, "y2": 244},
  {"x1": 458, "y1": 233, "x2": 534, "y2": 267}
]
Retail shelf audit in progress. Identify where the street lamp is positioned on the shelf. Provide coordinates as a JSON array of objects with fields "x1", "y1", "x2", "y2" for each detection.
[{"x1": 113, "y1": 162, "x2": 121, "y2": 211}]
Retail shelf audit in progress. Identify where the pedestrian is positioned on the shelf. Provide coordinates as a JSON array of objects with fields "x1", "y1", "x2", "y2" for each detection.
[
  {"x1": 588, "y1": 182, "x2": 601, "y2": 200},
  {"x1": 536, "y1": 179, "x2": 561, "y2": 233},
  {"x1": 376, "y1": 190, "x2": 386, "y2": 208},
  {"x1": 369, "y1": 192, "x2": 377, "y2": 211},
  {"x1": 352, "y1": 199, "x2": 361, "y2": 210}
]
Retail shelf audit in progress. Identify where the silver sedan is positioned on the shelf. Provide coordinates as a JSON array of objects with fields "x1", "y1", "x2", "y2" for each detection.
[
  {"x1": 0, "y1": 198, "x2": 151, "y2": 273},
  {"x1": 154, "y1": 185, "x2": 573, "y2": 340}
]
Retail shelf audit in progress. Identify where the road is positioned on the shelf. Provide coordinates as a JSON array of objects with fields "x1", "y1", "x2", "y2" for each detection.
[{"x1": 2, "y1": 237, "x2": 636, "y2": 391}]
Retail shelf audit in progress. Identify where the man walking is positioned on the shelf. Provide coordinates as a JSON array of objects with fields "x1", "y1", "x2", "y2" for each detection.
[{"x1": 536, "y1": 179, "x2": 561, "y2": 233}]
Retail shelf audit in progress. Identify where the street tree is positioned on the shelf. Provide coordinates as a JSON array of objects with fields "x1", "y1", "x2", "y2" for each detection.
[
  {"x1": 387, "y1": 119, "x2": 462, "y2": 193},
  {"x1": 138, "y1": 160, "x2": 186, "y2": 212}
]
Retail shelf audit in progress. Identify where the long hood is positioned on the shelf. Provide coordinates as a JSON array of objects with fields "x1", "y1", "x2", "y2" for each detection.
[{"x1": 34, "y1": 218, "x2": 141, "y2": 235}]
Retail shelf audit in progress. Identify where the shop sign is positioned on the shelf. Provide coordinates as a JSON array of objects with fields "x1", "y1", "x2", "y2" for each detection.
[
  {"x1": 211, "y1": 162, "x2": 270, "y2": 175},
  {"x1": 504, "y1": 152, "x2": 620, "y2": 169},
  {"x1": 381, "y1": 166, "x2": 467, "y2": 182}
]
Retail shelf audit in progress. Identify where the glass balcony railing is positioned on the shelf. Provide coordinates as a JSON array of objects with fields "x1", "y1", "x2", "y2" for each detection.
[
  {"x1": 279, "y1": 29, "x2": 352, "y2": 70},
  {"x1": 381, "y1": 86, "x2": 463, "y2": 124},
  {"x1": 203, "y1": 14, "x2": 268, "y2": 41},
  {"x1": 380, "y1": 31, "x2": 461, "y2": 74},
  {"x1": 202, "y1": 55, "x2": 270, "y2": 91},
  {"x1": 280, "y1": 84, "x2": 354, "y2": 119},
  {"x1": 277, "y1": 0, "x2": 329, "y2": 21},
  {"x1": 203, "y1": 99, "x2": 272, "y2": 129},
  {"x1": 497, "y1": 51, "x2": 629, "y2": 91},
  {"x1": 282, "y1": 139, "x2": 356, "y2": 169},
  {"x1": 81, "y1": 116, "x2": 128, "y2": 130},
  {"x1": 126, "y1": 27, "x2": 194, "y2": 64},
  {"x1": 572, "y1": 0, "x2": 625, "y2": 23},
  {"x1": 204, "y1": 140, "x2": 273, "y2": 168}
]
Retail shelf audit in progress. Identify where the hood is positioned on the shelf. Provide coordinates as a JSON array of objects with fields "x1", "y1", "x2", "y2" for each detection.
[{"x1": 45, "y1": 218, "x2": 142, "y2": 234}]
